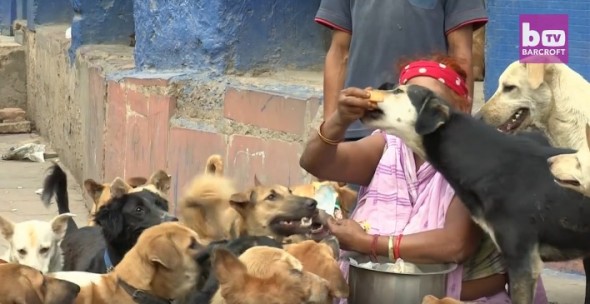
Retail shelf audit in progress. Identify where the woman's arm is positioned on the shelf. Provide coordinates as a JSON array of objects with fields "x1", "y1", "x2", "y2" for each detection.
[
  {"x1": 323, "y1": 30, "x2": 351, "y2": 120},
  {"x1": 299, "y1": 113, "x2": 386, "y2": 186},
  {"x1": 353, "y1": 196, "x2": 482, "y2": 264},
  {"x1": 447, "y1": 25, "x2": 474, "y2": 100}
]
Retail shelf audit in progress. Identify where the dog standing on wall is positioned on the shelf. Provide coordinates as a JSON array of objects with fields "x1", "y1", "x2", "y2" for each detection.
[
  {"x1": 361, "y1": 84, "x2": 590, "y2": 304},
  {"x1": 477, "y1": 60, "x2": 590, "y2": 151}
]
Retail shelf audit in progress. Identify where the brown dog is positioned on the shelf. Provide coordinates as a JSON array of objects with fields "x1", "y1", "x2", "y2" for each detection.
[
  {"x1": 52, "y1": 222, "x2": 204, "y2": 304},
  {"x1": 284, "y1": 237, "x2": 349, "y2": 303},
  {"x1": 211, "y1": 246, "x2": 330, "y2": 304},
  {"x1": 0, "y1": 263, "x2": 80, "y2": 304},
  {"x1": 84, "y1": 170, "x2": 171, "y2": 225},
  {"x1": 179, "y1": 173, "x2": 322, "y2": 244}
]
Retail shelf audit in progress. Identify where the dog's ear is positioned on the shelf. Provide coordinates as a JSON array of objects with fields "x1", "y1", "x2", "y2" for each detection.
[
  {"x1": 253, "y1": 174, "x2": 262, "y2": 186},
  {"x1": 320, "y1": 235, "x2": 341, "y2": 259},
  {"x1": 525, "y1": 63, "x2": 546, "y2": 89},
  {"x1": 110, "y1": 177, "x2": 132, "y2": 198},
  {"x1": 145, "y1": 234, "x2": 180, "y2": 269},
  {"x1": 147, "y1": 170, "x2": 172, "y2": 194},
  {"x1": 94, "y1": 202, "x2": 124, "y2": 242},
  {"x1": 19, "y1": 275, "x2": 44, "y2": 304},
  {"x1": 50, "y1": 213, "x2": 75, "y2": 240},
  {"x1": 212, "y1": 248, "x2": 247, "y2": 286},
  {"x1": 126, "y1": 177, "x2": 148, "y2": 188},
  {"x1": 0, "y1": 215, "x2": 14, "y2": 239},
  {"x1": 415, "y1": 95, "x2": 450, "y2": 135},
  {"x1": 585, "y1": 124, "x2": 590, "y2": 152},
  {"x1": 229, "y1": 191, "x2": 254, "y2": 216},
  {"x1": 83, "y1": 179, "x2": 105, "y2": 202}
]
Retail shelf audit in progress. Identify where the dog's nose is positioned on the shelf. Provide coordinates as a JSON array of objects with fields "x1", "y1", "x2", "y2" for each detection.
[{"x1": 304, "y1": 198, "x2": 317, "y2": 210}]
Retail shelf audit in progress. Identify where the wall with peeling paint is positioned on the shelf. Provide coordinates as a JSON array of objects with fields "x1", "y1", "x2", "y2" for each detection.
[{"x1": 133, "y1": 0, "x2": 327, "y2": 73}]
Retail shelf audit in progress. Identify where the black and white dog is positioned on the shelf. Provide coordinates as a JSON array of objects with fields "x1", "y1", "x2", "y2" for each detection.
[{"x1": 361, "y1": 84, "x2": 590, "y2": 304}]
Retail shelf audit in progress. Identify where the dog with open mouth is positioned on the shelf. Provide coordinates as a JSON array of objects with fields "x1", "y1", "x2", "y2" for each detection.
[
  {"x1": 475, "y1": 58, "x2": 590, "y2": 151},
  {"x1": 179, "y1": 172, "x2": 325, "y2": 245},
  {"x1": 360, "y1": 84, "x2": 590, "y2": 304}
]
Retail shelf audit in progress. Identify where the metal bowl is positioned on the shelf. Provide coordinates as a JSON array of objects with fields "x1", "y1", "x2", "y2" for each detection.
[{"x1": 348, "y1": 255, "x2": 457, "y2": 304}]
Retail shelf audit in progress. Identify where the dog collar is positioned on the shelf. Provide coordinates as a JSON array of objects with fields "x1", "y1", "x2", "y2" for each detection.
[
  {"x1": 104, "y1": 249, "x2": 114, "y2": 273},
  {"x1": 118, "y1": 279, "x2": 173, "y2": 304}
]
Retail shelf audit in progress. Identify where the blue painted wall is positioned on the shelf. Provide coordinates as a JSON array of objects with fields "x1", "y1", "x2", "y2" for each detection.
[
  {"x1": 26, "y1": 0, "x2": 72, "y2": 30},
  {"x1": 133, "y1": 0, "x2": 327, "y2": 73},
  {"x1": 15, "y1": 0, "x2": 26, "y2": 20},
  {"x1": 68, "y1": 0, "x2": 134, "y2": 62},
  {"x1": 0, "y1": 0, "x2": 14, "y2": 35},
  {"x1": 484, "y1": 0, "x2": 590, "y2": 100}
]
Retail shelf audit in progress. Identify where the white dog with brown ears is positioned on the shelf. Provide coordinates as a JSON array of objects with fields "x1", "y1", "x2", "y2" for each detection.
[
  {"x1": 0, "y1": 213, "x2": 74, "y2": 273},
  {"x1": 477, "y1": 58, "x2": 590, "y2": 150}
]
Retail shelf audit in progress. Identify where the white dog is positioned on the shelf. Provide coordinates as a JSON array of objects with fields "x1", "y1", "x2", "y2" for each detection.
[
  {"x1": 0, "y1": 213, "x2": 74, "y2": 273},
  {"x1": 548, "y1": 124, "x2": 590, "y2": 196},
  {"x1": 477, "y1": 59, "x2": 590, "y2": 150}
]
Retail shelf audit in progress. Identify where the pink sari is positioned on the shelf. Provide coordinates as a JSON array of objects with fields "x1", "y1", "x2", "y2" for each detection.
[{"x1": 336, "y1": 131, "x2": 548, "y2": 304}]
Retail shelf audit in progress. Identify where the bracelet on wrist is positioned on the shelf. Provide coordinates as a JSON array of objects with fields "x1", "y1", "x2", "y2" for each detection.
[{"x1": 317, "y1": 121, "x2": 343, "y2": 145}]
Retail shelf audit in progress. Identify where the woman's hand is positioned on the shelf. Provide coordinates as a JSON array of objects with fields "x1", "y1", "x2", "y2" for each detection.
[
  {"x1": 333, "y1": 87, "x2": 376, "y2": 127},
  {"x1": 327, "y1": 217, "x2": 370, "y2": 253}
]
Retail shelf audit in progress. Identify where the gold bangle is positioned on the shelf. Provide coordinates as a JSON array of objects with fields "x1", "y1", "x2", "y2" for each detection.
[
  {"x1": 317, "y1": 121, "x2": 342, "y2": 146},
  {"x1": 388, "y1": 235, "x2": 394, "y2": 261}
]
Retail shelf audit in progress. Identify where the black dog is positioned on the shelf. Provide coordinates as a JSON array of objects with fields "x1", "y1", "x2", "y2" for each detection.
[
  {"x1": 361, "y1": 84, "x2": 590, "y2": 304},
  {"x1": 179, "y1": 236, "x2": 283, "y2": 304},
  {"x1": 41, "y1": 164, "x2": 176, "y2": 273}
]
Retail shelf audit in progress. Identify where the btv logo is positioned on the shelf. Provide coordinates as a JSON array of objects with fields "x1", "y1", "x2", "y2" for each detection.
[
  {"x1": 519, "y1": 14, "x2": 568, "y2": 63},
  {"x1": 522, "y1": 22, "x2": 565, "y2": 47}
]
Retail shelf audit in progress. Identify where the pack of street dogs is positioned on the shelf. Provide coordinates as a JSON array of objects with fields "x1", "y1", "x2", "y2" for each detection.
[
  {"x1": 1, "y1": 57, "x2": 590, "y2": 304},
  {"x1": 0, "y1": 153, "x2": 357, "y2": 304}
]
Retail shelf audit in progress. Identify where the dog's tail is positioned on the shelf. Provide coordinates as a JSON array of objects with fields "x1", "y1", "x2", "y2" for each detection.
[
  {"x1": 41, "y1": 163, "x2": 70, "y2": 214},
  {"x1": 204, "y1": 154, "x2": 224, "y2": 176},
  {"x1": 181, "y1": 174, "x2": 235, "y2": 209},
  {"x1": 42, "y1": 163, "x2": 78, "y2": 233}
]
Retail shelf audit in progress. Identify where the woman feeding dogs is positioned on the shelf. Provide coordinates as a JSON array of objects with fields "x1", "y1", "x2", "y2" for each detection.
[{"x1": 300, "y1": 55, "x2": 548, "y2": 303}]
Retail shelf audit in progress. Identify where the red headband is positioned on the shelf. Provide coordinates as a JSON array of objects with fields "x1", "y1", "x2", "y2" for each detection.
[{"x1": 399, "y1": 60, "x2": 468, "y2": 99}]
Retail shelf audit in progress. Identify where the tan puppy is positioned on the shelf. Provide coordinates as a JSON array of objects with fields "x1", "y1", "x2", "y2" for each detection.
[
  {"x1": 0, "y1": 263, "x2": 80, "y2": 304},
  {"x1": 84, "y1": 170, "x2": 171, "y2": 225},
  {"x1": 179, "y1": 174, "x2": 322, "y2": 244},
  {"x1": 422, "y1": 295, "x2": 463, "y2": 304},
  {"x1": 51, "y1": 222, "x2": 204, "y2": 304},
  {"x1": 0, "y1": 213, "x2": 73, "y2": 273},
  {"x1": 477, "y1": 59, "x2": 590, "y2": 150},
  {"x1": 548, "y1": 124, "x2": 590, "y2": 196},
  {"x1": 211, "y1": 246, "x2": 330, "y2": 304},
  {"x1": 284, "y1": 237, "x2": 349, "y2": 302}
]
